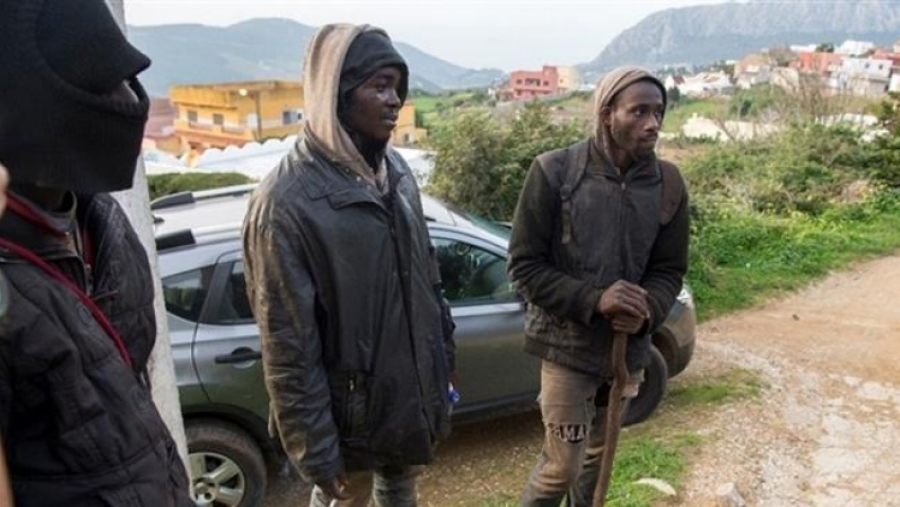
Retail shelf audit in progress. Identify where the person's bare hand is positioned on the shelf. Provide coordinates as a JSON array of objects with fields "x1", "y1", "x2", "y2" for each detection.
[
  {"x1": 597, "y1": 280, "x2": 650, "y2": 319},
  {"x1": 611, "y1": 312, "x2": 646, "y2": 335},
  {"x1": 0, "y1": 164, "x2": 8, "y2": 218},
  {"x1": 316, "y1": 475, "x2": 350, "y2": 501}
]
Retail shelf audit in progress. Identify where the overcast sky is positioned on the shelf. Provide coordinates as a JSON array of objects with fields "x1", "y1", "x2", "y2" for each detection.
[{"x1": 125, "y1": 0, "x2": 735, "y2": 71}]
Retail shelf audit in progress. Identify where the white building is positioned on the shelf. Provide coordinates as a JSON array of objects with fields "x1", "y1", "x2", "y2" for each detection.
[
  {"x1": 556, "y1": 66, "x2": 584, "y2": 93},
  {"x1": 890, "y1": 73, "x2": 900, "y2": 93},
  {"x1": 790, "y1": 44, "x2": 818, "y2": 54},
  {"x1": 829, "y1": 57, "x2": 892, "y2": 97},
  {"x1": 837, "y1": 40, "x2": 876, "y2": 57},
  {"x1": 676, "y1": 72, "x2": 734, "y2": 98}
]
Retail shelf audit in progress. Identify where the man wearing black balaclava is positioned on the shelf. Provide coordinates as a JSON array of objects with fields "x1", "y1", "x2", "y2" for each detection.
[
  {"x1": 243, "y1": 24, "x2": 456, "y2": 506},
  {"x1": 0, "y1": 1, "x2": 193, "y2": 506}
]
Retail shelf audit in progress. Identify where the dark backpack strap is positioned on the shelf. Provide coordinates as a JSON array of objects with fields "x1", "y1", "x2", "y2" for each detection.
[
  {"x1": 658, "y1": 160, "x2": 686, "y2": 226},
  {"x1": 539, "y1": 140, "x2": 589, "y2": 245}
]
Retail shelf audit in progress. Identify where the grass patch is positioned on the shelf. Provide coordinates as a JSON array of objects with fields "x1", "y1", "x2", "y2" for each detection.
[
  {"x1": 667, "y1": 369, "x2": 764, "y2": 409},
  {"x1": 689, "y1": 196, "x2": 900, "y2": 321}
]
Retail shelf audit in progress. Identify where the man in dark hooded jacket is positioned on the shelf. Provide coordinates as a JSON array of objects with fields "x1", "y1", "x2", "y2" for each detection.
[
  {"x1": 242, "y1": 24, "x2": 455, "y2": 507},
  {"x1": 509, "y1": 67, "x2": 690, "y2": 506},
  {"x1": 0, "y1": 1, "x2": 193, "y2": 506}
]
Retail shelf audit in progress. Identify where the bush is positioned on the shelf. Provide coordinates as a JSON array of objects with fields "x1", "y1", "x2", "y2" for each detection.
[
  {"x1": 148, "y1": 172, "x2": 255, "y2": 201},
  {"x1": 425, "y1": 102, "x2": 586, "y2": 220}
]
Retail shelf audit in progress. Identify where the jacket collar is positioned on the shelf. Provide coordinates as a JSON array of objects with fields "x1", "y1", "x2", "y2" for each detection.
[
  {"x1": 301, "y1": 136, "x2": 410, "y2": 208},
  {"x1": 588, "y1": 136, "x2": 660, "y2": 183},
  {"x1": 0, "y1": 206, "x2": 74, "y2": 260}
]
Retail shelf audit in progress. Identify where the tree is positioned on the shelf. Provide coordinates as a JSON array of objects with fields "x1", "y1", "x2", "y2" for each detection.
[
  {"x1": 816, "y1": 42, "x2": 835, "y2": 53},
  {"x1": 667, "y1": 86, "x2": 682, "y2": 108},
  {"x1": 426, "y1": 103, "x2": 586, "y2": 220}
]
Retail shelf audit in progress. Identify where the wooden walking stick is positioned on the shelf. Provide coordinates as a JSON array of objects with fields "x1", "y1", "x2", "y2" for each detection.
[{"x1": 592, "y1": 332, "x2": 629, "y2": 506}]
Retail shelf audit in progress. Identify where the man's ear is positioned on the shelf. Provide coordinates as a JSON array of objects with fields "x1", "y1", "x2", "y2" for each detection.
[{"x1": 600, "y1": 106, "x2": 613, "y2": 127}]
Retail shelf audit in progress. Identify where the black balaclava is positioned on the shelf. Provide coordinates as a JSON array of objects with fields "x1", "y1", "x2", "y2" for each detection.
[
  {"x1": 0, "y1": 0, "x2": 152, "y2": 193},
  {"x1": 337, "y1": 30, "x2": 409, "y2": 127}
]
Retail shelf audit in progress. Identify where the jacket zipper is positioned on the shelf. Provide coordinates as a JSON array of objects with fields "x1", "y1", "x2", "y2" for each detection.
[{"x1": 344, "y1": 373, "x2": 356, "y2": 436}]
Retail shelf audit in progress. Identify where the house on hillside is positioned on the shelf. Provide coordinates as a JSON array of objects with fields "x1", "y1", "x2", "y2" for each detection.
[
  {"x1": 168, "y1": 80, "x2": 423, "y2": 154},
  {"x1": 829, "y1": 57, "x2": 892, "y2": 97},
  {"x1": 556, "y1": 67, "x2": 584, "y2": 93},
  {"x1": 794, "y1": 51, "x2": 843, "y2": 75},
  {"x1": 142, "y1": 98, "x2": 181, "y2": 155},
  {"x1": 676, "y1": 72, "x2": 734, "y2": 98},
  {"x1": 169, "y1": 80, "x2": 306, "y2": 153},
  {"x1": 770, "y1": 67, "x2": 804, "y2": 92},
  {"x1": 663, "y1": 75, "x2": 687, "y2": 95},
  {"x1": 509, "y1": 66, "x2": 560, "y2": 100},
  {"x1": 734, "y1": 53, "x2": 775, "y2": 89},
  {"x1": 837, "y1": 40, "x2": 876, "y2": 57}
]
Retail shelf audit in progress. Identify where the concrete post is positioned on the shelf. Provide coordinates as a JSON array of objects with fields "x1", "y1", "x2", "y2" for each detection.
[{"x1": 105, "y1": 0, "x2": 190, "y2": 465}]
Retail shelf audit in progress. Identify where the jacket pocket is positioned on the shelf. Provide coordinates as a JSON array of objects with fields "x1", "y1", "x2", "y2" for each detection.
[{"x1": 331, "y1": 372, "x2": 380, "y2": 442}]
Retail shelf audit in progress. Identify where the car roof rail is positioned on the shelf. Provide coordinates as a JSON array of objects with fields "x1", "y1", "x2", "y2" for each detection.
[
  {"x1": 150, "y1": 183, "x2": 258, "y2": 211},
  {"x1": 156, "y1": 229, "x2": 196, "y2": 251}
]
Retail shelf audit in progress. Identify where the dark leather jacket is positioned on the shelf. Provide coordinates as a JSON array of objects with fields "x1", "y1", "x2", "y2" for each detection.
[
  {"x1": 0, "y1": 193, "x2": 192, "y2": 507},
  {"x1": 242, "y1": 136, "x2": 453, "y2": 483},
  {"x1": 508, "y1": 139, "x2": 690, "y2": 377}
]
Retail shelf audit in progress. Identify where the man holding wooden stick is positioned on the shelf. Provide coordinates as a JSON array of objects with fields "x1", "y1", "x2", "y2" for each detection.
[{"x1": 509, "y1": 66, "x2": 690, "y2": 506}]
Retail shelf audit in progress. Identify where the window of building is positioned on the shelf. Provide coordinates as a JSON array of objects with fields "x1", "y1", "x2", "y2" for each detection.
[
  {"x1": 432, "y1": 238, "x2": 515, "y2": 305},
  {"x1": 212, "y1": 113, "x2": 224, "y2": 126},
  {"x1": 187, "y1": 110, "x2": 198, "y2": 123},
  {"x1": 516, "y1": 79, "x2": 522, "y2": 85},
  {"x1": 543, "y1": 81, "x2": 549, "y2": 86},
  {"x1": 282, "y1": 109, "x2": 304, "y2": 125},
  {"x1": 213, "y1": 262, "x2": 254, "y2": 324},
  {"x1": 162, "y1": 266, "x2": 216, "y2": 322}
]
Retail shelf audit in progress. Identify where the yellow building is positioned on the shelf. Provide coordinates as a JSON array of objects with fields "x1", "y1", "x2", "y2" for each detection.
[
  {"x1": 170, "y1": 80, "x2": 305, "y2": 152},
  {"x1": 392, "y1": 102, "x2": 428, "y2": 146},
  {"x1": 169, "y1": 79, "x2": 425, "y2": 153}
]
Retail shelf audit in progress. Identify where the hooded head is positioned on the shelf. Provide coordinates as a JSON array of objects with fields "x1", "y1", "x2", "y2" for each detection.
[
  {"x1": 593, "y1": 66, "x2": 667, "y2": 166},
  {"x1": 302, "y1": 24, "x2": 409, "y2": 190},
  {"x1": 0, "y1": 0, "x2": 152, "y2": 194}
]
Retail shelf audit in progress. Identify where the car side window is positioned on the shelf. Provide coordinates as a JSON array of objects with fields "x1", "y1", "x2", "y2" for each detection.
[
  {"x1": 433, "y1": 238, "x2": 516, "y2": 305},
  {"x1": 162, "y1": 265, "x2": 216, "y2": 322},
  {"x1": 214, "y1": 261, "x2": 254, "y2": 324}
]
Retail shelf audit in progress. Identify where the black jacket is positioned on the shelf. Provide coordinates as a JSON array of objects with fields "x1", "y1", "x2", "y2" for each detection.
[
  {"x1": 508, "y1": 139, "x2": 689, "y2": 377},
  {"x1": 242, "y1": 136, "x2": 453, "y2": 483},
  {"x1": 0, "y1": 194, "x2": 192, "y2": 507}
]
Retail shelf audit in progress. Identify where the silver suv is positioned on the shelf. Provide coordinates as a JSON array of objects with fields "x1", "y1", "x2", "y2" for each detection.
[{"x1": 153, "y1": 184, "x2": 696, "y2": 507}]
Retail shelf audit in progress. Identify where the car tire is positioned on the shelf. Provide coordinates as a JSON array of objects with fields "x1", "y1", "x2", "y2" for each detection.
[
  {"x1": 624, "y1": 345, "x2": 668, "y2": 427},
  {"x1": 187, "y1": 419, "x2": 267, "y2": 507}
]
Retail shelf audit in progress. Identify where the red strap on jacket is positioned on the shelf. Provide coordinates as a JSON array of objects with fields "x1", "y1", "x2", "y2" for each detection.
[{"x1": 0, "y1": 237, "x2": 132, "y2": 368}]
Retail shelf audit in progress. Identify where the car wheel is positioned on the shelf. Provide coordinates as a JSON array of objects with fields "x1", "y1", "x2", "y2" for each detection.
[
  {"x1": 624, "y1": 345, "x2": 668, "y2": 426},
  {"x1": 187, "y1": 420, "x2": 267, "y2": 507}
]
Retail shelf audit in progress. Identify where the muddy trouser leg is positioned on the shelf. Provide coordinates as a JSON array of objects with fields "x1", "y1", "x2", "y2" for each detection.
[
  {"x1": 372, "y1": 464, "x2": 423, "y2": 507},
  {"x1": 521, "y1": 360, "x2": 604, "y2": 507},
  {"x1": 566, "y1": 369, "x2": 645, "y2": 507},
  {"x1": 309, "y1": 470, "x2": 374, "y2": 507}
]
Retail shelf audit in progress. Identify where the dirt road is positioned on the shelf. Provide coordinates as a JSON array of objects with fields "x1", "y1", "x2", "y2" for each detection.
[
  {"x1": 678, "y1": 253, "x2": 900, "y2": 506},
  {"x1": 264, "y1": 253, "x2": 900, "y2": 506}
]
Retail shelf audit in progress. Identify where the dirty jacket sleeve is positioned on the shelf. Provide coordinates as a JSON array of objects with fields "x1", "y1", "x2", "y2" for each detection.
[
  {"x1": 508, "y1": 158, "x2": 604, "y2": 326},
  {"x1": 242, "y1": 204, "x2": 342, "y2": 484},
  {"x1": 641, "y1": 184, "x2": 690, "y2": 334}
]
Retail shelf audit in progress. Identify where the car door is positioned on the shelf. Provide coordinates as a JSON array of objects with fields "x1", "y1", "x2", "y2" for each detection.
[
  {"x1": 430, "y1": 230, "x2": 540, "y2": 414},
  {"x1": 192, "y1": 250, "x2": 269, "y2": 422},
  {"x1": 161, "y1": 264, "x2": 217, "y2": 408}
]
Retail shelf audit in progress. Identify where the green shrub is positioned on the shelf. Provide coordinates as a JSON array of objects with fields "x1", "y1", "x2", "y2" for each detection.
[{"x1": 147, "y1": 172, "x2": 255, "y2": 201}]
